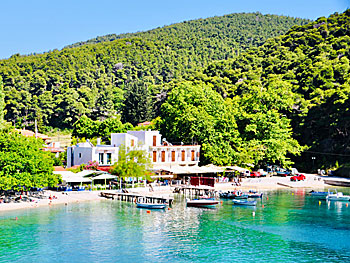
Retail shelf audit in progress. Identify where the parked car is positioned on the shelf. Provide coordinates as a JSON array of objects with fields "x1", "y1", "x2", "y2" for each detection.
[
  {"x1": 250, "y1": 171, "x2": 261, "y2": 177},
  {"x1": 275, "y1": 169, "x2": 291, "y2": 177},
  {"x1": 257, "y1": 169, "x2": 268, "y2": 177},
  {"x1": 290, "y1": 174, "x2": 306, "y2": 181}
]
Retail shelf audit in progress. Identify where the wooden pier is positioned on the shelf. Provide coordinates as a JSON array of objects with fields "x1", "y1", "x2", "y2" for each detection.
[
  {"x1": 173, "y1": 186, "x2": 216, "y2": 197},
  {"x1": 100, "y1": 192, "x2": 174, "y2": 206}
]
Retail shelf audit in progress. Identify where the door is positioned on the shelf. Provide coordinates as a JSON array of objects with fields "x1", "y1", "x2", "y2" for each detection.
[
  {"x1": 153, "y1": 151, "x2": 157, "y2": 162},
  {"x1": 171, "y1": 151, "x2": 175, "y2": 162},
  {"x1": 161, "y1": 151, "x2": 165, "y2": 162},
  {"x1": 191, "y1": 150, "x2": 195, "y2": 161},
  {"x1": 153, "y1": 136, "x2": 157, "y2": 146},
  {"x1": 181, "y1": 150, "x2": 185, "y2": 161}
]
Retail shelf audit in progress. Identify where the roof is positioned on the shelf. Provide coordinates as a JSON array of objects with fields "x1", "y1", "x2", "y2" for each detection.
[
  {"x1": 43, "y1": 147, "x2": 65, "y2": 153},
  {"x1": 14, "y1": 129, "x2": 50, "y2": 140},
  {"x1": 54, "y1": 166, "x2": 66, "y2": 171},
  {"x1": 137, "y1": 121, "x2": 152, "y2": 126}
]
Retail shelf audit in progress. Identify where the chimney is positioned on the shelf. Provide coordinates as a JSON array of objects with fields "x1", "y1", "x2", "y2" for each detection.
[{"x1": 97, "y1": 138, "x2": 101, "y2": 145}]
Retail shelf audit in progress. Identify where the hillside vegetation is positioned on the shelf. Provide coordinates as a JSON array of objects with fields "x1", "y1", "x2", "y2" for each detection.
[
  {"x1": 0, "y1": 13, "x2": 309, "y2": 130},
  {"x1": 157, "y1": 10, "x2": 350, "y2": 169}
]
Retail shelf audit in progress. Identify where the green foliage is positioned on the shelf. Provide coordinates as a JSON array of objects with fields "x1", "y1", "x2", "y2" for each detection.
[
  {"x1": 159, "y1": 81, "x2": 303, "y2": 166},
  {"x1": 110, "y1": 145, "x2": 152, "y2": 179},
  {"x1": 0, "y1": 13, "x2": 309, "y2": 130},
  {"x1": 72, "y1": 115, "x2": 132, "y2": 140},
  {"x1": 0, "y1": 76, "x2": 4, "y2": 127},
  {"x1": 0, "y1": 130, "x2": 59, "y2": 190},
  {"x1": 187, "y1": 9, "x2": 350, "y2": 169}
]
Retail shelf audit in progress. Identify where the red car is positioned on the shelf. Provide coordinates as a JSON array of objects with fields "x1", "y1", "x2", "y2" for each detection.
[
  {"x1": 250, "y1": 171, "x2": 261, "y2": 177},
  {"x1": 290, "y1": 174, "x2": 306, "y2": 181}
]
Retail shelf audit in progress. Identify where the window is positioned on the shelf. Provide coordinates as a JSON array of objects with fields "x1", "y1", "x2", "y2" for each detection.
[
  {"x1": 79, "y1": 153, "x2": 82, "y2": 158},
  {"x1": 131, "y1": 139, "x2": 134, "y2": 147},
  {"x1": 107, "y1": 153, "x2": 112, "y2": 165},
  {"x1": 171, "y1": 151, "x2": 175, "y2": 162},
  {"x1": 191, "y1": 150, "x2": 195, "y2": 161},
  {"x1": 181, "y1": 150, "x2": 185, "y2": 161},
  {"x1": 99, "y1": 153, "x2": 104, "y2": 165},
  {"x1": 153, "y1": 151, "x2": 157, "y2": 162},
  {"x1": 161, "y1": 151, "x2": 165, "y2": 162},
  {"x1": 153, "y1": 136, "x2": 157, "y2": 146}
]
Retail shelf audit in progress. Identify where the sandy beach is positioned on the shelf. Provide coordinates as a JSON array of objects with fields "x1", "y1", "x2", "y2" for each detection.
[{"x1": 0, "y1": 173, "x2": 328, "y2": 213}]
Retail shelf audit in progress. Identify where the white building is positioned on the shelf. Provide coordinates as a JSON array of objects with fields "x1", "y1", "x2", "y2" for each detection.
[{"x1": 66, "y1": 130, "x2": 200, "y2": 168}]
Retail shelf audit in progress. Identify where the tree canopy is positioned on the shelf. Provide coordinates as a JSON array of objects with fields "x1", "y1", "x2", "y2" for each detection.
[
  {"x1": 0, "y1": 130, "x2": 60, "y2": 190},
  {"x1": 0, "y1": 13, "x2": 309, "y2": 131}
]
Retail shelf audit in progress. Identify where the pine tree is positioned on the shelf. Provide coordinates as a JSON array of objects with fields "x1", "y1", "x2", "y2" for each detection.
[{"x1": 122, "y1": 81, "x2": 152, "y2": 126}]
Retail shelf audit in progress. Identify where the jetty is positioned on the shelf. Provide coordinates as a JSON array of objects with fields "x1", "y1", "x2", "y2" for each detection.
[
  {"x1": 173, "y1": 186, "x2": 216, "y2": 196},
  {"x1": 100, "y1": 192, "x2": 174, "y2": 206}
]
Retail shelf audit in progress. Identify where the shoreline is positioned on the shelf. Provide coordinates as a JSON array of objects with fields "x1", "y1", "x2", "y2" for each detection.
[{"x1": 0, "y1": 174, "x2": 332, "y2": 213}]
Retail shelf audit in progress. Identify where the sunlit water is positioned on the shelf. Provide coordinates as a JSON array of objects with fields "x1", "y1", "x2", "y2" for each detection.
[{"x1": 1, "y1": 189, "x2": 350, "y2": 262}]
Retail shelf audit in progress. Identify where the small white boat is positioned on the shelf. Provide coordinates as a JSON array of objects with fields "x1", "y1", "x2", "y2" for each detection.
[
  {"x1": 136, "y1": 202, "x2": 166, "y2": 209},
  {"x1": 326, "y1": 192, "x2": 350, "y2": 202},
  {"x1": 186, "y1": 198, "x2": 219, "y2": 208}
]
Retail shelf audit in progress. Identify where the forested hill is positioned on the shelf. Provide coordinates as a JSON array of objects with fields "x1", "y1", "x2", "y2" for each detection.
[
  {"x1": 158, "y1": 10, "x2": 349, "y2": 169},
  {"x1": 65, "y1": 12, "x2": 308, "y2": 52},
  {"x1": 0, "y1": 13, "x2": 309, "y2": 130}
]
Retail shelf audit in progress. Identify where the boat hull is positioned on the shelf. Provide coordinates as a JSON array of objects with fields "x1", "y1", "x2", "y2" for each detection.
[
  {"x1": 136, "y1": 203, "x2": 166, "y2": 209},
  {"x1": 187, "y1": 199, "x2": 219, "y2": 208},
  {"x1": 232, "y1": 200, "x2": 257, "y2": 206}
]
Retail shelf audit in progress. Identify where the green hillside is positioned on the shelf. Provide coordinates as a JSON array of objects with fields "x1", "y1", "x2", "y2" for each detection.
[
  {"x1": 157, "y1": 10, "x2": 350, "y2": 169},
  {"x1": 0, "y1": 13, "x2": 309, "y2": 130}
]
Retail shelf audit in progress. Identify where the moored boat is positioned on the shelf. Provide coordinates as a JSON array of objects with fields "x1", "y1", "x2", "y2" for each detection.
[
  {"x1": 310, "y1": 190, "x2": 333, "y2": 199},
  {"x1": 186, "y1": 198, "x2": 219, "y2": 208},
  {"x1": 232, "y1": 199, "x2": 257, "y2": 206},
  {"x1": 219, "y1": 190, "x2": 248, "y2": 199},
  {"x1": 326, "y1": 192, "x2": 350, "y2": 202},
  {"x1": 246, "y1": 190, "x2": 263, "y2": 198},
  {"x1": 136, "y1": 202, "x2": 166, "y2": 209}
]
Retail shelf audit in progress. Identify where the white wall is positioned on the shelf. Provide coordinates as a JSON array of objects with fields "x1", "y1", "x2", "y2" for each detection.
[{"x1": 127, "y1": 130, "x2": 161, "y2": 147}]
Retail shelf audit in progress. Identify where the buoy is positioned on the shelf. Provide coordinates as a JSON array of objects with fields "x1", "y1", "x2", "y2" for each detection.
[
  {"x1": 346, "y1": 203, "x2": 348, "y2": 207},
  {"x1": 147, "y1": 210, "x2": 151, "y2": 214},
  {"x1": 15, "y1": 217, "x2": 18, "y2": 221},
  {"x1": 319, "y1": 201, "x2": 321, "y2": 206},
  {"x1": 262, "y1": 204, "x2": 265, "y2": 208},
  {"x1": 266, "y1": 196, "x2": 269, "y2": 200},
  {"x1": 168, "y1": 207, "x2": 171, "y2": 210},
  {"x1": 252, "y1": 212, "x2": 255, "y2": 217},
  {"x1": 221, "y1": 201, "x2": 223, "y2": 204},
  {"x1": 292, "y1": 193, "x2": 294, "y2": 195}
]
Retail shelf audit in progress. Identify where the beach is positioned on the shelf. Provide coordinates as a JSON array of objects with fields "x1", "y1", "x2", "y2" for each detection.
[{"x1": 0, "y1": 173, "x2": 327, "y2": 213}]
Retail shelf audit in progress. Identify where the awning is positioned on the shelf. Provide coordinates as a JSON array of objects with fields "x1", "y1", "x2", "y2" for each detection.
[
  {"x1": 151, "y1": 164, "x2": 246, "y2": 175},
  {"x1": 62, "y1": 175, "x2": 92, "y2": 183},
  {"x1": 151, "y1": 175, "x2": 174, "y2": 179},
  {"x1": 90, "y1": 174, "x2": 117, "y2": 180}
]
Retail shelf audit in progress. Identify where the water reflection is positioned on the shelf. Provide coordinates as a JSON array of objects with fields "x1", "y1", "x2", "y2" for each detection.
[{"x1": 0, "y1": 191, "x2": 350, "y2": 262}]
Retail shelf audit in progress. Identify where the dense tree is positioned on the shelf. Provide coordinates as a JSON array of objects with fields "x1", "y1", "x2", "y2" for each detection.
[
  {"x1": 0, "y1": 77, "x2": 4, "y2": 127},
  {"x1": 0, "y1": 130, "x2": 59, "y2": 190},
  {"x1": 110, "y1": 145, "x2": 152, "y2": 179},
  {"x1": 121, "y1": 80, "x2": 152, "y2": 125},
  {"x1": 0, "y1": 13, "x2": 309, "y2": 131}
]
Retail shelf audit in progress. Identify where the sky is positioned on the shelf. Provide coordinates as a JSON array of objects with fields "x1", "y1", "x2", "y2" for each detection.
[{"x1": 0, "y1": 0, "x2": 349, "y2": 59}]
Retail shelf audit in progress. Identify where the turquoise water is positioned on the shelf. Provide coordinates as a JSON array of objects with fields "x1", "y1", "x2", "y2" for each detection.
[{"x1": 1, "y1": 189, "x2": 350, "y2": 263}]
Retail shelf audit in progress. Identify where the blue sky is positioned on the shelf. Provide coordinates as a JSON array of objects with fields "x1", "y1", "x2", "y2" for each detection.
[{"x1": 0, "y1": 0, "x2": 348, "y2": 59}]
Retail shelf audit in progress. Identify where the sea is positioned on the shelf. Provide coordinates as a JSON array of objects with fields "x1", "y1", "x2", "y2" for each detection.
[{"x1": 1, "y1": 189, "x2": 350, "y2": 263}]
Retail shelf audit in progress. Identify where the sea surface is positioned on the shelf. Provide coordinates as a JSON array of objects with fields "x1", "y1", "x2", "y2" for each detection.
[{"x1": 1, "y1": 189, "x2": 350, "y2": 263}]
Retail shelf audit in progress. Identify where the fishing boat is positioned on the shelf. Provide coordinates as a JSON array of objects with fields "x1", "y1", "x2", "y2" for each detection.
[
  {"x1": 136, "y1": 202, "x2": 166, "y2": 209},
  {"x1": 186, "y1": 198, "x2": 219, "y2": 208},
  {"x1": 326, "y1": 192, "x2": 350, "y2": 201},
  {"x1": 309, "y1": 190, "x2": 333, "y2": 199},
  {"x1": 246, "y1": 190, "x2": 263, "y2": 198},
  {"x1": 232, "y1": 199, "x2": 257, "y2": 206}
]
